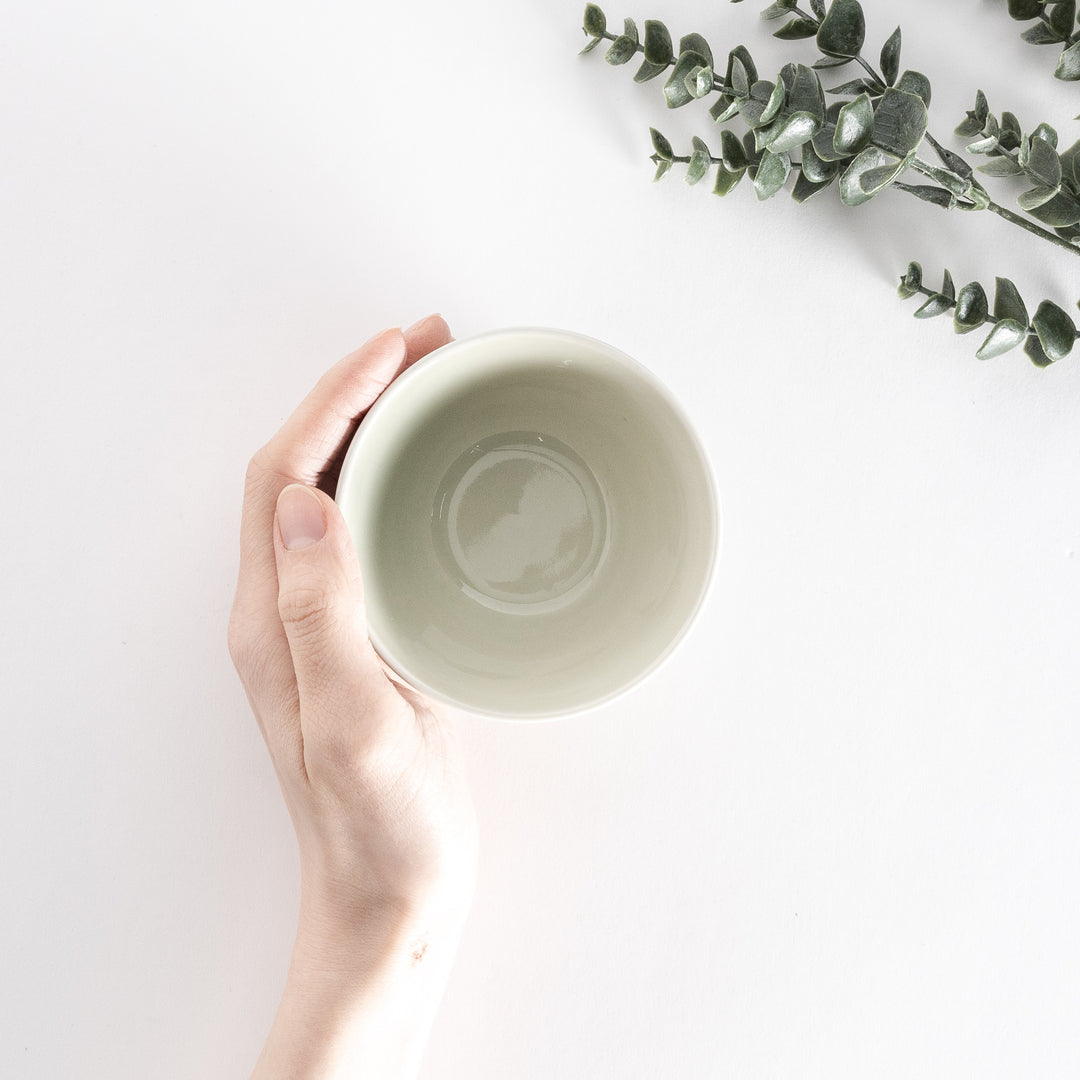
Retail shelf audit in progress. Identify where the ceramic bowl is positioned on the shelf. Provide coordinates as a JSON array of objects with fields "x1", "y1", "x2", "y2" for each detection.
[{"x1": 335, "y1": 327, "x2": 718, "y2": 719}]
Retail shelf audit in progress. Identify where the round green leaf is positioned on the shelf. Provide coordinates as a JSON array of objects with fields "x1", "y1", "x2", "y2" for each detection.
[
  {"x1": 763, "y1": 111, "x2": 821, "y2": 154},
  {"x1": 895, "y1": 70, "x2": 932, "y2": 107},
  {"x1": 940, "y1": 269, "x2": 956, "y2": 303},
  {"x1": 664, "y1": 50, "x2": 708, "y2": 108},
  {"x1": 720, "y1": 128, "x2": 748, "y2": 170},
  {"x1": 791, "y1": 172, "x2": 834, "y2": 201},
  {"x1": 1025, "y1": 189, "x2": 1080, "y2": 227},
  {"x1": 643, "y1": 19, "x2": 674, "y2": 65},
  {"x1": 993, "y1": 278, "x2": 1029, "y2": 325},
  {"x1": 914, "y1": 293, "x2": 952, "y2": 319},
  {"x1": 773, "y1": 16, "x2": 818, "y2": 40},
  {"x1": 680, "y1": 32, "x2": 714, "y2": 69},
  {"x1": 897, "y1": 261, "x2": 923, "y2": 298},
  {"x1": 606, "y1": 35, "x2": 638, "y2": 65},
  {"x1": 1008, "y1": 0, "x2": 1046, "y2": 16},
  {"x1": 1032, "y1": 299, "x2": 1077, "y2": 361},
  {"x1": 686, "y1": 147, "x2": 712, "y2": 185},
  {"x1": 753, "y1": 149, "x2": 792, "y2": 199},
  {"x1": 799, "y1": 140, "x2": 838, "y2": 183},
  {"x1": 871, "y1": 87, "x2": 928, "y2": 157},
  {"x1": 634, "y1": 58, "x2": 669, "y2": 82},
  {"x1": 653, "y1": 157, "x2": 673, "y2": 182},
  {"x1": 856, "y1": 151, "x2": 913, "y2": 195},
  {"x1": 954, "y1": 282, "x2": 989, "y2": 333},
  {"x1": 713, "y1": 162, "x2": 744, "y2": 196},
  {"x1": 1026, "y1": 135, "x2": 1063, "y2": 188},
  {"x1": 834, "y1": 92, "x2": 874, "y2": 155},
  {"x1": 816, "y1": 0, "x2": 866, "y2": 58},
  {"x1": 976, "y1": 319, "x2": 1027, "y2": 360},
  {"x1": 583, "y1": 4, "x2": 607, "y2": 37},
  {"x1": 839, "y1": 145, "x2": 898, "y2": 205}
]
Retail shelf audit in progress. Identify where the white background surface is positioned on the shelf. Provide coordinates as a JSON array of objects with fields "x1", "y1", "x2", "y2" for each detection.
[{"x1": 4, "y1": 1, "x2": 1080, "y2": 1076}]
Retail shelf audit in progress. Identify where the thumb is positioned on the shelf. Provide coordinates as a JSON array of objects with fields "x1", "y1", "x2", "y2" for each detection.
[{"x1": 273, "y1": 483, "x2": 395, "y2": 724}]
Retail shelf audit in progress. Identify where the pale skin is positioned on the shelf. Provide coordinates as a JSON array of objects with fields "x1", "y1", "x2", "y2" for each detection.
[{"x1": 227, "y1": 315, "x2": 478, "y2": 1079}]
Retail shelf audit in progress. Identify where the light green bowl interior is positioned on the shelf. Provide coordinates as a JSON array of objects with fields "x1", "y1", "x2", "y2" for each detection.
[{"x1": 335, "y1": 329, "x2": 718, "y2": 719}]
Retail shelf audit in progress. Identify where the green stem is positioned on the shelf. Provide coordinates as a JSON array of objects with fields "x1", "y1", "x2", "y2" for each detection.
[
  {"x1": 984, "y1": 200, "x2": 1080, "y2": 257},
  {"x1": 906, "y1": 157, "x2": 1080, "y2": 258}
]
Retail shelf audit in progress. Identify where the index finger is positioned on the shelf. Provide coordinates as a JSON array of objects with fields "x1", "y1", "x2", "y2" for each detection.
[{"x1": 235, "y1": 317, "x2": 452, "y2": 616}]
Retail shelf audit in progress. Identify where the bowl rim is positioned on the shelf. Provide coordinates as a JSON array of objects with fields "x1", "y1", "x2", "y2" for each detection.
[{"x1": 334, "y1": 325, "x2": 721, "y2": 721}]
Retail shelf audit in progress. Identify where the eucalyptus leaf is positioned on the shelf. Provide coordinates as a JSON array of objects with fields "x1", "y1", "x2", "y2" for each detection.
[
  {"x1": 978, "y1": 155, "x2": 1025, "y2": 177},
  {"x1": 966, "y1": 135, "x2": 999, "y2": 155},
  {"x1": 685, "y1": 64, "x2": 715, "y2": 98},
  {"x1": 686, "y1": 147, "x2": 712, "y2": 185},
  {"x1": 652, "y1": 157, "x2": 673, "y2": 182},
  {"x1": 680, "y1": 33, "x2": 714, "y2": 68},
  {"x1": 580, "y1": 35, "x2": 605, "y2": 55},
  {"x1": 664, "y1": 50, "x2": 708, "y2": 108},
  {"x1": 754, "y1": 148, "x2": 792, "y2": 198},
  {"x1": 1027, "y1": 188, "x2": 1080, "y2": 226},
  {"x1": 857, "y1": 151, "x2": 914, "y2": 195},
  {"x1": 583, "y1": 3, "x2": 607, "y2": 37},
  {"x1": 789, "y1": 63, "x2": 824, "y2": 121},
  {"x1": 993, "y1": 277, "x2": 1029, "y2": 325},
  {"x1": 1018, "y1": 184, "x2": 1062, "y2": 211},
  {"x1": 840, "y1": 145, "x2": 899, "y2": 206},
  {"x1": 871, "y1": 88, "x2": 928, "y2": 157},
  {"x1": 940, "y1": 268, "x2": 956, "y2": 303},
  {"x1": 721, "y1": 128, "x2": 749, "y2": 170},
  {"x1": 761, "y1": 0, "x2": 798, "y2": 19},
  {"x1": 1026, "y1": 136, "x2": 1063, "y2": 188},
  {"x1": 954, "y1": 281, "x2": 989, "y2": 333},
  {"x1": 976, "y1": 319, "x2": 1027, "y2": 360},
  {"x1": 895, "y1": 70, "x2": 931, "y2": 107},
  {"x1": 725, "y1": 45, "x2": 759, "y2": 93},
  {"x1": 812, "y1": 55, "x2": 852, "y2": 69},
  {"x1": 897, "y1": 261, "x2": 923, "y2": 298},
  {"x1": 1031, "y1": 299, "x2": 1077, "y2": 361},
  {"x1": 914, "y1": 293, "x2": 952, "y2": 318},
  {"x1": 635, "y1": 58, "x2": 669, "y2": 82},
  {"x1": 710, "y1": 94, "x2": 742, "y2": 122},
  {"x1": 791, "y1": 172, "x2": 834, "y2": 201},
  {"x1": 880, "y1": 27, "x2": 902, "y2": 86},
  {"x1": 773, "y1": 17, "x2": 818, "y2": 40},
  {"x1": 1032, "y1": 123, "x2": 1059, "y2": 149},
  {"x1": 1049, "y1": 0, "x2": 1076, "y2": 37},
  {"x1": 758, "y1": 80, "x2": 785, "y2": 126},
  {"x1": 606, "y1": 35, "x2": 639, "y2": 65},
  {"x1": 1056, "y1": 40, "x2": 1080, "y2": 80},
  {"x1": 1008, "y1": 0, "x2": 1046, "y2": 16},
  {"x1": 816, "y1": 0, "x2": 866, "y2": 58},
  {"x1": 643, "y1": 19, "x2": 674, "y2": 65},
  {"x1": 1022, "y1": 22, "x2": 1062, "y2": 43},
  {"x1": 650, "y1": 127, "x2": 674, "y2": 160},
  {"x1": 827, "y1": 77, "x2": 883, "y2": 97},
  {"x1": 760, "y1": 109, "x2": 820, "y2": 154},
  {"x1": 810, "y1": 0, "x2": 826, "y2": 18},
  {"x1": 834, "y1": 92, "x2": 874, "y2": 155},
  {"x1": 1025, "y1": 333, "x2": 1054, "y2": 368},
  {"x1": 712, "y1": 161, "x2": 744, "y2": 196},
  {"x1": 799, "y1": 140, "x2": 838, "y2": 183}
]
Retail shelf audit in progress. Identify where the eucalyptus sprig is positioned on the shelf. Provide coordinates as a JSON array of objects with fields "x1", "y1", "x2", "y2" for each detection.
[
  {"x1": 999, "y1": 0, "x2": 1080, "y2": 81},
  {"x1": 580, "y1": 0, "x2": 1080, "y2": 258},
  {"x1": 955, "y1": 90, "x2": 1080, "y2": 246},
  {"x1": 897, "y1": 263, "x2": 1080, "y2": 365}
]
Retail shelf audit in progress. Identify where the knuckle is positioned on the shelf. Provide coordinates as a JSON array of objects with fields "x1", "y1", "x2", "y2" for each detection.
[{"x1": 277, "y1": 582, "x2": 334, "y2": 640}]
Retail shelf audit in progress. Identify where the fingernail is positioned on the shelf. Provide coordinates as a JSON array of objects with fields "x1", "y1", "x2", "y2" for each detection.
[
  {"x1": 278, "y1": 485, "x2": 326, "y2": 550},
  {"x1": 404, "y1": 313, "x2": 444, "y2": 335}
]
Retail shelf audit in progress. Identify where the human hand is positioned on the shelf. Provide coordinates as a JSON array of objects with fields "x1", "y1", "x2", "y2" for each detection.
[{"x1": 228, "y1": 317, "x2": 478, "y2": 1079}]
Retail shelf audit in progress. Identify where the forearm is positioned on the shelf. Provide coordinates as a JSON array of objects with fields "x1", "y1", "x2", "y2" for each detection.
[{"x1": 250, "y1": 893, "x2": 471, "y2": 1080}]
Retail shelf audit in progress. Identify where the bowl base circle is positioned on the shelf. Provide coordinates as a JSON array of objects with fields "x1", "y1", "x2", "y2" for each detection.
[{"x1": 431, "y1": 431, "x2": 609, "y2": 615}]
